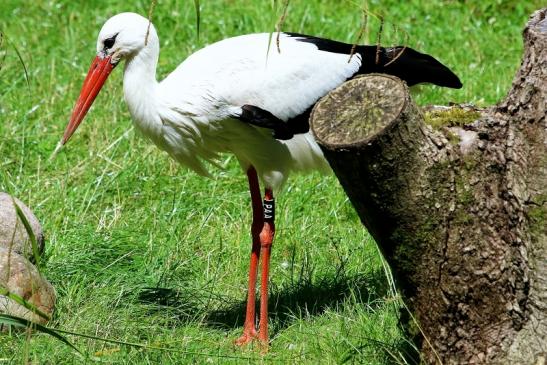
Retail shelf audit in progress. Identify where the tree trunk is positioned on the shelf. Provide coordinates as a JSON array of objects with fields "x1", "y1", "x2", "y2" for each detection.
[{"x1": 310, "y1": 8, "x2": 546, "y2": 364}]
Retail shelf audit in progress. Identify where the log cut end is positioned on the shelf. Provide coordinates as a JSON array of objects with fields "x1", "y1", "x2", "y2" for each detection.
[{"x1": 311, "y1": 74, "x2": 408, "y2": 148}]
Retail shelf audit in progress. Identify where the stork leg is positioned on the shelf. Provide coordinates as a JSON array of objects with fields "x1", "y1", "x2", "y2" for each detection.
[
  {"x1": 258, "y1": 188, "x2": 275, "y2": 346},
  {"x1": 235, "y1": 166, "x2": 263, "y2": 346}
]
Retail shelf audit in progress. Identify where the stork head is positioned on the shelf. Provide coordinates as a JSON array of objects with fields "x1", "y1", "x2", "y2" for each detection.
[
  {"x1": 96, "y1": 12, "x2": 157, "y2": 64},
  {"x1": 60, "y1": 12, "x2": 157, "y2": 146}
]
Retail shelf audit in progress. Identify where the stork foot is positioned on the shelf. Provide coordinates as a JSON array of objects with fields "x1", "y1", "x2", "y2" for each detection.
[
  {"x1": 258, "y1": 335, "x2": 270, "y2": 354},
  {"x1": 234, "y1": 328, "x2": 257, "y2": 346}
]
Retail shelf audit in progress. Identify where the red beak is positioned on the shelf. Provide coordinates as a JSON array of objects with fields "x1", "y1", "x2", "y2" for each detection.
[{"x1": 61, "y1": 54, "x2": 116, "y2": 145}]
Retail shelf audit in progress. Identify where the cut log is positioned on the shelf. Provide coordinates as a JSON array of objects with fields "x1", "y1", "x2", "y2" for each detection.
[{"x1": 310, "y1": 8, "x2": 546, "y2": 364}]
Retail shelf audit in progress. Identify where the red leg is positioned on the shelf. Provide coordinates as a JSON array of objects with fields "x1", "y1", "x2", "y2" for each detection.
[
  {"x1": 258, "y1": 188, "x2": 275, "y2": 347},
  {"x1": 235, "y1": 166, "x2": 263, "y2": 346}
]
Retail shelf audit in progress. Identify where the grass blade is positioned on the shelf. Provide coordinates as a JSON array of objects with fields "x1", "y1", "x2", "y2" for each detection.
[
  {"x1": 0, "y1": 314, "x2": 270, "y2": 361},
  {"x1": 0, "y1": 286, "x2": 50, "y2": 321},
  {"x1": 193, "y1": 0, "x2": 201, "y2": 40},
  {"x1": 3, "y1": 33, "x2": 30, "y2": 91},
  {"x1": 0, "y1": 314, "x2": 82, "y2": 356},
  {"x1": 51, "y1": 326, "x2": 256, "y2": 360},
  {"x1": 0, "y1": 31, "x2": 5, "y2": 72},
  {"x1": 11, "y1": 198, "x2": 41, "y2": 268},
  {"x1": 145, "y1": 0, "x2": 158, "y2": 46},
  {"x1": 274, "y1": 0, "x2": 290, "y2": 53}
]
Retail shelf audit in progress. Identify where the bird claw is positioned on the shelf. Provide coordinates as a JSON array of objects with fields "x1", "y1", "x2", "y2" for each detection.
[
  {"x1": 235, "y1": 329, "x2": 270, "y2": 353},
  {"x1": 234, "y1": 329, "x2": 257, "y2": 346}
]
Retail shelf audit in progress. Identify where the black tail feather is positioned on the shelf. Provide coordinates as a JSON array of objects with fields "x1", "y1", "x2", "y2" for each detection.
[{"x1": 285, "y1": 33, "x2": 462, "y2": 89}]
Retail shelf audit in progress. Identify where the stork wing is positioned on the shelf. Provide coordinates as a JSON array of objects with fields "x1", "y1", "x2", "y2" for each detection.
[{"x1": 159, "y1": 32, "x2": 362, "y2": 123}]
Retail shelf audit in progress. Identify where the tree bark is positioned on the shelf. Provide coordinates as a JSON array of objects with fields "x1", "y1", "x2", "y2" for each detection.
[{"x1": 310, "y1": 8, "x2": 546, "y2": 364}]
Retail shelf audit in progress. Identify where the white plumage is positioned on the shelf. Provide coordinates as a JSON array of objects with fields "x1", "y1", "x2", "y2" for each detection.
[{"x1": 110, "y1": 13, "x2": 361, "y2": 190}]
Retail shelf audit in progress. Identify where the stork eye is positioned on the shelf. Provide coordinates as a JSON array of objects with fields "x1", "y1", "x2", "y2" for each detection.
[{"x1": 103, "y1": 34, "x2": 118, "y2": 49}]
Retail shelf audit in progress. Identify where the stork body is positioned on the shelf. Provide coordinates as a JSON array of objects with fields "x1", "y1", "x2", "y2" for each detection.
[{"x1": 61, "y1": 12, "x2": 462, "y2": 347}]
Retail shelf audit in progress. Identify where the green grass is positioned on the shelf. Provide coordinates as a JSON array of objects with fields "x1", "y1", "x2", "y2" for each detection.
[{"x1": 0, "y1": 0, "x2": 542, "y2": 363}]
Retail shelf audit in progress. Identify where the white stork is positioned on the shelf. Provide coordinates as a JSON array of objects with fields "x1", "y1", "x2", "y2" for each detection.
[{"x1": 59, "y1": 12, "x2": 461, "y2": 347}]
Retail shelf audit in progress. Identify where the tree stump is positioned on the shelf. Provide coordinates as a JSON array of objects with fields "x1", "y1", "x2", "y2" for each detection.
[{"x1": 310, "y1": 8, "x2": 546, "y2": 365}]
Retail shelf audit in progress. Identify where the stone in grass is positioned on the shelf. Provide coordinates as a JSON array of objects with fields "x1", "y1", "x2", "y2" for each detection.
[
  {"x1": 0, "y1": 247, "x2": 56, "y2": 329},
  {"x1": 0, "y1": 192, "x2": 44, "y2": 262}
]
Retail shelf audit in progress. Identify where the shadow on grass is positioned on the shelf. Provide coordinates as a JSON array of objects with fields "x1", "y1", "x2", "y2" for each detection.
[
  {"x1": 207, "y1": 269, "x2": 389, "y2": 332},
  {"x1": 137, "y1": 267, "x2": 420, "y2": 364},
  {"x1": 137, "y1": 267, "x2": 390, "y2": 331}
]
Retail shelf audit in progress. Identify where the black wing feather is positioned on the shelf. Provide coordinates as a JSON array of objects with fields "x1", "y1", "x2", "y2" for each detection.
[
  {"x1": 237, "y1": 105, "x2": 311, "y2": 140},
  {"x1": 236, "y1": 33, "x2": 462, "y2": 140}
]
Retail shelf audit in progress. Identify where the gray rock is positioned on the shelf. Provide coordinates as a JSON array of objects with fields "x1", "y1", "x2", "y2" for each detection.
[
  {"x1": 0, "y1": 247, "x2": 56, "y2": 328},
  {"x1": 0, "y1": 192, "x2": 44, "y2": 262}
]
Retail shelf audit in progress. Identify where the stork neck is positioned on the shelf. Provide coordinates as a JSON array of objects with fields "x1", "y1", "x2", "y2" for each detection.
[{"x1": 123, "y1": 42, "x2": 160, "y2": 129}]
